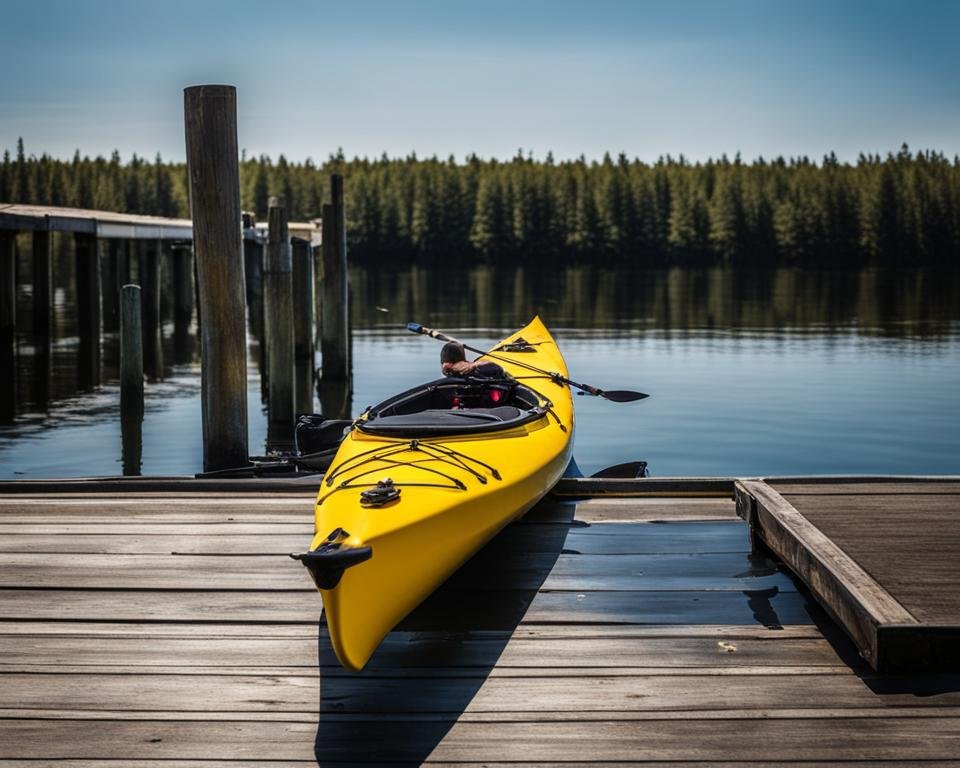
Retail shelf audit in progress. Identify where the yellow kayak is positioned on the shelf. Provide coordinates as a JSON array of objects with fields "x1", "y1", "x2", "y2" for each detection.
[{"x1": 293, "y1": 316, "x2": 574, "y2": 671}]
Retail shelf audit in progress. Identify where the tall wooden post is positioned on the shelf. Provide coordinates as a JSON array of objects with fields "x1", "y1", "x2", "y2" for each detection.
[
  {"x1": 74, "y1": 232, "x2": 101, "y2": 390},
  {"x1": 264, "y1": 204, "x2": 294, "y2": 431},
  {"x1": 292, "y1": 236, "x2": 314, "y2": 415},
  {"x1": 120, "y1": 284, "x2": 143, "y2": 476},
  {"x1": 0, "y1": 230, "x2": 16, "y2": 423},
  {"x1": 171, "y1": 244, "x2": 194, "y2": 363},
  {"x1": 184, "y1": 84, "x2": 249, "y2": 472},
  {"x1": 320, "y1": 174, "x2": 350, "y2": 381},
  {"x1": 31, "y1": 228, "x2": 52, "y2": 409}
]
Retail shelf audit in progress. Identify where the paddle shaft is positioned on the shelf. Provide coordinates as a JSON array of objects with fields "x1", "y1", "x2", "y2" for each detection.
[{"x1": 408, "y1": 323, "x2": 646, "y2": 402}]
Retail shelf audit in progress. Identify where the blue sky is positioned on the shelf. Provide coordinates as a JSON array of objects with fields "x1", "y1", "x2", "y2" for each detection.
[{"x1": 1, "y1": 0, "x2": 958, "y2": 163}]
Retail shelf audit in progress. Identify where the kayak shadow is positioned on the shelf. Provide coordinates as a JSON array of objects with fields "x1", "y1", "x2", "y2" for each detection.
[{"x1": 313, "y1": 498, "x2": 574, "y2": 765}]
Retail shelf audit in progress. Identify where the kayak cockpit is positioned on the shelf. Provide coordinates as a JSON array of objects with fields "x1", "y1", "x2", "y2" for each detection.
[{"x1": 357, "y1": 377, "x2": 546, "y2": 437}]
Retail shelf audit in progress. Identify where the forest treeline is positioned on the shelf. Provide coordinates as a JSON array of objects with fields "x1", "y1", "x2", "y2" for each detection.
[{"x1": 2, "y1": 139, "x2": 958, "y2": 267}]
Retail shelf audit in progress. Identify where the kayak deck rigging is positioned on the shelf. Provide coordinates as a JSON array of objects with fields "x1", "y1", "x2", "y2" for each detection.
[{"x1": 318, "y1": 438, "x2": 504, "y2": 505}]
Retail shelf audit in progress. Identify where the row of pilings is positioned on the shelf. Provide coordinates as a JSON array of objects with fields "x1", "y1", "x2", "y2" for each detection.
[{"x1": 0, "y1": 85, "x2": 351, "y2": 474}]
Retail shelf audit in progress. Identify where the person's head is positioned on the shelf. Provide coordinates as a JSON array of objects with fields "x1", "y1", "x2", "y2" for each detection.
[{"x1": 440, "y1": 341, "x2": 466, "y2": 365}]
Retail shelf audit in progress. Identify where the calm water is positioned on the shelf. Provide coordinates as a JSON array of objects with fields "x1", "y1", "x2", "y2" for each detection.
[{"x1": 1, "y1": 252, "x2": 959, "y2": 478}]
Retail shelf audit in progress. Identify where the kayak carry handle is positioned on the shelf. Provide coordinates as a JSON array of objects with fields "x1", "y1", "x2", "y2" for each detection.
[{"x1": 290, "y1": 528, "x2": 372, "y2": 589}]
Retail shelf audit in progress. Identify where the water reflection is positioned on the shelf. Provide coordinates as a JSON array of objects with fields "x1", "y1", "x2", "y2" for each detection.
[
  {"x1": 350, "y1": 265, "x2": 960, "y2": 338},
  {"x1": 1, "y1": 257, "x2": 959, "y2": 478}
]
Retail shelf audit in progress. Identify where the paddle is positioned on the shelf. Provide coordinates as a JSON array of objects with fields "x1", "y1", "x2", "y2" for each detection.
[{"x1": 406, "y1": 322, "x2": 649, "y2": 403}]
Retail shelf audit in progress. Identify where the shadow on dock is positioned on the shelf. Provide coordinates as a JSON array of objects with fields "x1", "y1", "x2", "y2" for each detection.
[{"x1": 313, "y1": 503, "x2": 573, "y2": 765}]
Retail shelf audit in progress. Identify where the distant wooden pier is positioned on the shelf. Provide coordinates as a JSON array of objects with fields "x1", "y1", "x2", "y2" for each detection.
[
  {"x1": 0, "y1": 196, "x2": 350, "y2": 460},
  {"x1": 0, "y1": 475, "x2": 958, "y2": 764}
]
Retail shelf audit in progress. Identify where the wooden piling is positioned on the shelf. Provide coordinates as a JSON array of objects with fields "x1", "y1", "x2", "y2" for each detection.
[
  {"x1": 120, "y1": 285, "x2": 143, "y2": 476},
  {"x1": 264, "y1": 205, "x2": 294, "y2": 430},
  {"x1": 31, "y1": 229, "x2": 52, "y2": 409},
  {"x1": 292, "y1": 237, "x2": 315, "y2": 415},
  {"x1": 119, "y1": 285, "x2": 143, "y2": 422},
  {"x1": 101, "y1": 240, "x2": 121, "y2": 332},
  {"x1": 0, "y1": 230, "x2": 16, "y2": 423},
  {"x1": 171, "y1": 244, "x2": 194, "y2": 363},
  {"x1": 184, "y1": 84, "x2": 249, "y2": 473},
  {"x1": 291, "y1": 239, "x2": 314, "y2": 362},
  {"x1": 242, "y1": 238, "x2": 266, "y2": 395},
  {"x1": 74, "y1": 233, "x2": 101, "y2": 389},
  {"x1": 320, "y1": 174, "x2": 350, "y2": 381},
  {"x1": 31, "y1": 229, "x2": 52, "y2": 341},
  {"x1": 138, "y1": 240, "x2": 162, "y2": 380}
]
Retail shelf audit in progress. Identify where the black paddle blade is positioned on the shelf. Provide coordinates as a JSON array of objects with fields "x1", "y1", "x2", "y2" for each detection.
[{"x1": 600, "y1": 390, "x2": 649, "y2": 403}]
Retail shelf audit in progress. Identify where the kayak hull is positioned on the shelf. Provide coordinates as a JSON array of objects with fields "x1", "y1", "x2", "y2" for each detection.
[{"x1": 302, "y1": 317, "x2": 574, "y2": 671}]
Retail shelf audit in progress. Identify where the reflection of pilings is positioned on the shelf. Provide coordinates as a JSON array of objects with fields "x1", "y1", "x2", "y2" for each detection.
[
  {"x1": 74, "y1": 232, "x2": 101, "y2": 390},
  {"x1": 120, "y1": 284, "x2": 144, "y2": 476},
  {"x1": 318, "y1": 376, "x2": 352, "y2": 421},
  {"x1": 0, "y1": 230, "x2": 16, "y2": 423},
  {"x1": 121, "y1": 410, "x2": 143, "y2": 477},
  {"x1": 31, "y1": 230, "x2": 51, "y2": 410},
  {"x1": 264, "y1": 205, "x2": 294, "y2": 433},
  {"x1": 320, "y1": 175, "x2": 350, "y2": 381},
  {"x1": 171, "y1": 245, "x2": 194, "y2": 364},
  {"x1": 292, "y1": 237, "x2": 314, "y2": 415},
  {"x1": 138, "y1": 240, "x2": 163, "y2": 380}
]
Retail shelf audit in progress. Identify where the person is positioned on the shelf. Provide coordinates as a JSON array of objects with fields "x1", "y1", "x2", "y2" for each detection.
[{"x1": 440, "y1": 341, "x2": 507, "y2": 378}]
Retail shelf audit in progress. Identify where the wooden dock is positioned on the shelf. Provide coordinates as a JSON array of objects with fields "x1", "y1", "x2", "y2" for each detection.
[
  {"x1": 1, "y1": 477, "x2": 959, "y2": 764},
  {"x1": 0, "y1": 203, "x2": 320, "y2": 244},
  {"x1": 737, "y1": 478, "x2": 960, "y2": 674}
]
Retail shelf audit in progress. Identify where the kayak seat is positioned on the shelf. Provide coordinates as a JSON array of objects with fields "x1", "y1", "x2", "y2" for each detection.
[
  {"x1": 376, "y1": 406, "x2": 521, "y2": 426},
  {"x1": 359, "y1": 405, "x2": 541, "y2": 437},
  {"x1": 357, "y1": 377, "x2": 545, "y2": 437}
]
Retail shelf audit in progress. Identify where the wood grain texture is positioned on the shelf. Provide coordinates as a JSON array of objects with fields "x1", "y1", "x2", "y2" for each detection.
[
  {"x1": 740, "y1": 479, "x2": 960, "y2": 673},
  {"x1": 2, "y1": 717, "x2": 960, "y2": 762},
  {"x1": 776, "y1": 488, "x2": 960, "y2": 626},
  {"x1": 319, "y1": 175, "x2": 350, "y2": 381},
  {"x1": 183, "y1": 84, "x2": 248, "y2": 472},
  {"x1": 737, "y1": 480, "x2": 916, "y2": 671},
  {"x1": 264, "y1": 204, "x2": 293, "y2": 426},
  {"x1": 1, "y1": 486, "x2": 958, "y2": 763}
]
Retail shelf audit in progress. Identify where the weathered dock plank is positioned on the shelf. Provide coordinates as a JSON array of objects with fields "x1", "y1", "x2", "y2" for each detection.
[
  {"x1": 738, "y1": 478, "x2": 960, "y2": 673},
  {"x1": 1, "y1": 482, "x2": 958, "y2": 765},
  {"x1": 3, "y1": 716, "x2": 960, "y2": 762}
]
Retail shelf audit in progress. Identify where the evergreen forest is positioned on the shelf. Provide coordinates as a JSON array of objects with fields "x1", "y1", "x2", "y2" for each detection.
[{"x1": 2, "y1": 139, "x2": 958, "y2": 268}]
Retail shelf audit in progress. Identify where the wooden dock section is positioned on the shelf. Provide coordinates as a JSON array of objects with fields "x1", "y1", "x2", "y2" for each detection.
[
  {"x1": 0, "y1": 202, "x2": 320, "y2": 244},
  {"x1": 737, "y1": 478, "x2": 960, "y2": 674},
  {"x1": 1, "y1": 478, "x2": 959, "y2": 764}
]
